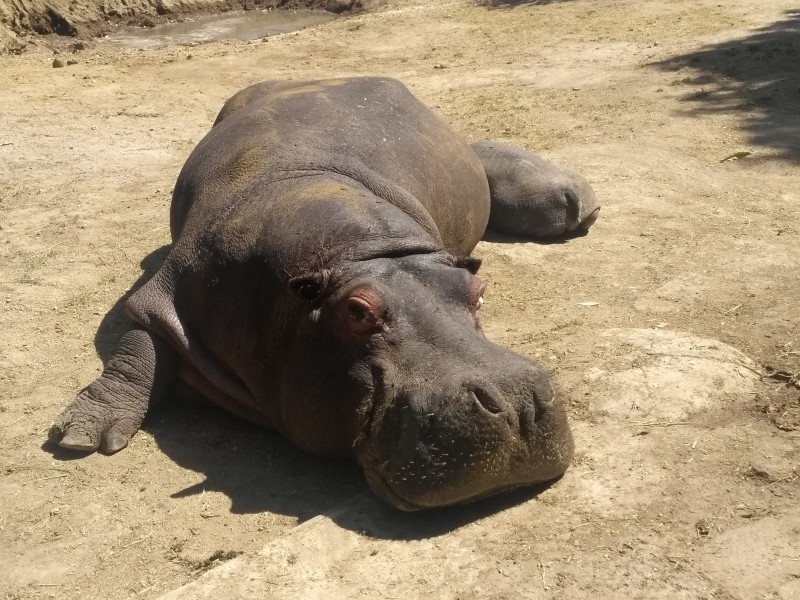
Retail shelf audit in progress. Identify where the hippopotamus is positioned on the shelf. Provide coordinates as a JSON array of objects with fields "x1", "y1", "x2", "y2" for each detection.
[{"x1": 50, "y1": 77, "x2": 600, "y2": 511}]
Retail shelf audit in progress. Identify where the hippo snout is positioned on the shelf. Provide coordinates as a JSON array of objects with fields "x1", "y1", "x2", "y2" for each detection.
[{"x1": 357, "y1": 363, "x2": 574, "y2": 511}]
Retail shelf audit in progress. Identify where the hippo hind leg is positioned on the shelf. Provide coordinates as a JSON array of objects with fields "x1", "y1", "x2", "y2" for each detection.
[
  {"x1": 49, "y1": 328, "x2": 178, "y2": 453},
  {"x1": 471, "y1": 141, "x2": 600, "y2": 239}
]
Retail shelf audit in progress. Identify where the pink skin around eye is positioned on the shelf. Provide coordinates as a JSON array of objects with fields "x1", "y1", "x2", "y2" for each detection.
[
  {"x1": 470, "y1": 277, "x2": 487, "y2": 313},
  {"x1": 342, "y1": 288, "x2": 384, "y2": 335}
]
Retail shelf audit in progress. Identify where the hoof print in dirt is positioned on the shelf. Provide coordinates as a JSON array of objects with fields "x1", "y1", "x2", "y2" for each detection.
[{"x1": 51, "y1": 77, "x2": 603, "y2": 510}]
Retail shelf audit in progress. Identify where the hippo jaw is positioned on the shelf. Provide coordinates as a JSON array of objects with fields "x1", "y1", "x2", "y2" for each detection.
[{"x1": 354, "y1": 357, "x2": 574, "y2": 511}]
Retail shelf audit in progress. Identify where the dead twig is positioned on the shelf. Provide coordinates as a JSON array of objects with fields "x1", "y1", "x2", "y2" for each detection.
[
  {"x1": 630, "y1": 420, "x2": 691, "y2": 427},
  {"x1": 536, "y1": 558, "x2": 547, "y2": 588},
  {"x1": 119, "y1": 532, "x2": 154, "y2": 551},
  {"x1": 720, "y1": 151, "x2": 751, "y2": 162},
  {"x1": 137, "y1": 584, "x2": 157, "y2": 595},
  {"x1": 189, "y1": 550, "x2": 241, "y2": 577},
  {"x1": 767, "y1": 468, "x2": 799, "y2": 488},
  {"x1": 1, "y1": 415, "x2": 26, "y2": 427},
  {"x1": 22, "y1": 473, "x2": 68, "y2": 485},
  {"x1": 763, "y1": 369, "x2": 800, "y2": 389},
  {"x1": 767, "y1": 475, "x2": 798, "y2": 488}
]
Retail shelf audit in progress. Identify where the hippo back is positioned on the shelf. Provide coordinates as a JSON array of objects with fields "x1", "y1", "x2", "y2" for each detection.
[{"x1": 170, "y1": 77, "x2": 491, "y2": 258}]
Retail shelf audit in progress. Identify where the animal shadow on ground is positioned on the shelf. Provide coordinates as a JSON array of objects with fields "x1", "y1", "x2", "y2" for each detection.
[
  {"x1": 482, "y1": 227, "x2": 590, "y2": 244},
  {"x1": 93, "y1": 244, "x2": 172, "y2": 362},
  {"x1": 44, "y1": 245, "x2": 551, "y2": 538},
  {"x1": 654, "y1": 9, "x2": 800, "y2": 163},
  {"x1": 145, "y1": 398, "x2": 550, "y2": 539}
]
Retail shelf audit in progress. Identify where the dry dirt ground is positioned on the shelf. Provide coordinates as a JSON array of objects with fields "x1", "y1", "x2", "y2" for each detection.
[{"x1": 1, "y1": 0, "x2": 799, "y2": 598}]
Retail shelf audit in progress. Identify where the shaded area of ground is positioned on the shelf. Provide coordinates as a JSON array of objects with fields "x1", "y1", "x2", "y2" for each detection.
[
  {"x1": 656, "y1": 9, "x2": 800, "y2": 162},
  {"x1": 93, "y1": 246, "x2": 170, "y2": 362}
]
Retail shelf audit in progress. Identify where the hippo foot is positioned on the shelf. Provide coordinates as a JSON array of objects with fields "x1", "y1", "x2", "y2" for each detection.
[
  {"x1": 50, "y1": 388, "x2": 144, "y2": 453},
  {"x1": 471, "y1": 141, "x2": 601, "y2": 239},
  {"x1": 50, "y1": 328, "x2": 178, "y2": 454}
]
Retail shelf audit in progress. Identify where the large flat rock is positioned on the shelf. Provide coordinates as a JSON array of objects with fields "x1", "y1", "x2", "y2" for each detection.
[
  {"x1": 700, "y1": 511, "x2": 800, "y2": 600},
  {"x1": 581, "y1": 329, "x2": 761, "y2": 421},
  {"x1": 160, "y1": 490, "x2": 800, "y2": 600}
]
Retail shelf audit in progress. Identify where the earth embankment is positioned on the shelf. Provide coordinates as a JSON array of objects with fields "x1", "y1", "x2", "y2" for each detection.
[{"x1": 0, "y1": 0, "x2": 363, "y2": 52}]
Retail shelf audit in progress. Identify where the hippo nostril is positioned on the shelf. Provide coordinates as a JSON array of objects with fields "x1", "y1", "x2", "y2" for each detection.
[
  {"x1": 580, "y1": 206, "x2": 600, "y2": 230},
  {"x1": 471, "y1": 387, "x2": 504, "y2": 415}
]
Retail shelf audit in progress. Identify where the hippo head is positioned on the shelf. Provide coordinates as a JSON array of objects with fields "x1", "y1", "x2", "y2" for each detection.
[{"x1": 282, "y1": 252, "x2": 574, "y2": 511}]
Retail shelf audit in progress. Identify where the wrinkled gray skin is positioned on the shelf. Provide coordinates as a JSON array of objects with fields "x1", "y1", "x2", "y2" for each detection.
[
  {"x1": 50, "y1": 77, "x2": 599, "y2": 511},
  {"x1": 473, "y1": 141, "x2": 600, "y2": 238}
]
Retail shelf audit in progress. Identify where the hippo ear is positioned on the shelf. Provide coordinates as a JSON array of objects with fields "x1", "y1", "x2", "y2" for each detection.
[
  {"x1": 455, "y1": 256, "x2": 482, "y2": 275},
  {"x1": 288, "y1": 271, "x2": 330, "y2": 303}
]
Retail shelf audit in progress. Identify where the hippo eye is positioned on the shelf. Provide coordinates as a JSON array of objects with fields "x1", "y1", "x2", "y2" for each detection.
[
  {"x1": 343, "y1": 294, "x2": 384, "y2": 336},
  {"x1": 297, "y1": 283, "x2": 319, "y2": 301},
  {"x1": 455, "y1": 256, "x2": 482, "y2": 275},
  {"x1": 288, "y1": 271, "x2": 330, "y2": 303},
  {"x1": 347, "y1": 300, "x2": 368, "y2": 322},
  {"x1": 470, "y1": 279, "x2": 487, "y2": 314}
]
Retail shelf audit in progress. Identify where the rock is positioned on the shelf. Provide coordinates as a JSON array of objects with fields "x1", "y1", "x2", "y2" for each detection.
[
  {"x1": 325, "y1": 0, "x2": 364, "y2": 15},
  {"x1": 52, "y1": 59, "x2": 65, "y2": 68},
  {"x1": 581, "y1": 329, "x2": 760, "y2": 421},
  {"x1": 743, "y1": 464, "x2": 775, "y2": 483},
  {"x1": 700, "y1": 512, "x2": 800, "y2": 599}
]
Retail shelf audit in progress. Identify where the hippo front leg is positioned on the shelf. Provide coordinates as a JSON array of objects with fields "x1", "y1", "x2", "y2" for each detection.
[
  {"x1": 50, "y1": 328, "x2": 178, "y2": 453},
  {"x1": 471, "y1": 141, "x2": 601, "y2": 239}
]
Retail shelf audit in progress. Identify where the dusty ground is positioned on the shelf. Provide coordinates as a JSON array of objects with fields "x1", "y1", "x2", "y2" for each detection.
[{"x1": 1, "y1": 0, "x2": 799, "y2": 598}]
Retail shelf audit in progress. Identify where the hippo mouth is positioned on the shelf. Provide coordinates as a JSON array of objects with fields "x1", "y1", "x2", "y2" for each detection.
[
  {"x1": 359, "y1": 457, "x2": 531, "y2": 512},
  {"x1": 360, "y1": 465, "x2": 429, "y2": 512},
  {"x1": 354, "y1": 414, "x2": 547, "y2": 512},
  {"x1": 353, "y1": 377, "x2": 575, "y2": 511}
]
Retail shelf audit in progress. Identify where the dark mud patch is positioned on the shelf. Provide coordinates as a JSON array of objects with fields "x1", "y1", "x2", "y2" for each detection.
[
  {"x1": 104, "y1": 8, "x2": 337, "y2": 49},
  {"x1": 0, "y1": 0, "x2": 364, "y2": 53}
]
